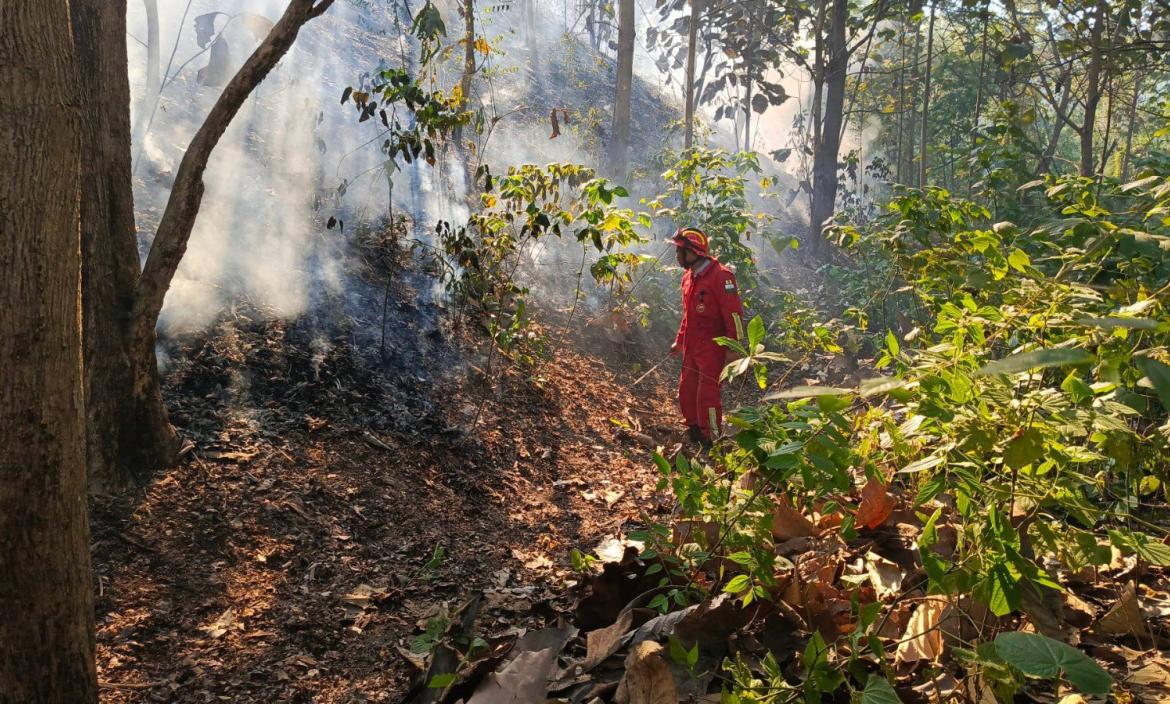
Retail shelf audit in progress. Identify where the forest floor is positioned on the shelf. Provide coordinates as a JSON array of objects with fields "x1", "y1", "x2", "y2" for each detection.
[{"x1": 91, "y1": 301, "x2": 688, "y2": 703}]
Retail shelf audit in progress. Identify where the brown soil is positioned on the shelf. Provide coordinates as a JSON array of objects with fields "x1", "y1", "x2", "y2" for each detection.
[{"x1": 91, "y1": 313, "x2": 683, "y2": 703}]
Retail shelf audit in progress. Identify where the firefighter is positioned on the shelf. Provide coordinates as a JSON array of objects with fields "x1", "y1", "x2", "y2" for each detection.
[{"x1": 669, "y1": 227, "x2": 744, "y2": 445}]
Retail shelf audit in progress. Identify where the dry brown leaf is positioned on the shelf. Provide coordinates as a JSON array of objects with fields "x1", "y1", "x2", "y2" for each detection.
[
  {"x1": 856, "y1": 478, "x2": 895, "y2": 530},
  {"x1": 1128, "y1": 658, "x2": 1170, "y2": 704},
  {"x1": 1099, "y1": 581, "x2": 1145, "y2": 637},
  {"x1": 511, "y1": 548, "x2": 553, "y2": 571},
  {"x1": 895, "y1": 597, "x2": 950, "y2": 662},
  {"x1": 581, "y1": 608, "x2": 634, "y2": 671},
  {"x1": 614, "y1": 641, "x2": 679, "y2": 704},
  {"x1": 199, "y1": 607, "x2": 237, "y2": 639},
  {"x1": 549, "y1": 109, "x2": 561, "y2": 139},
  {"x1": 771, "y1": 497, "x2": 819, "y2": 540},
  {"x1": 864, "y1": 551, "x2": 904, "y2": 600}
]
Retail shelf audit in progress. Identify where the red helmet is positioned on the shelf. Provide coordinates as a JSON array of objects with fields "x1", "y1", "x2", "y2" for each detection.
[{"x1": 671, "y1": 227, "x2": 709, "y2": 256}]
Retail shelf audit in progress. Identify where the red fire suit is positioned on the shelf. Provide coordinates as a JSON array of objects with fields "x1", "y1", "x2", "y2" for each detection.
[{"x1": 674, "y1": 257, "x2": 744, "y2": 438}]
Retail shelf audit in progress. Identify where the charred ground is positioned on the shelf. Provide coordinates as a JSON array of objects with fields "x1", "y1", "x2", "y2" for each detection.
[{"x1": 90, "y1": 240, "x2": 685, "y2": 701}]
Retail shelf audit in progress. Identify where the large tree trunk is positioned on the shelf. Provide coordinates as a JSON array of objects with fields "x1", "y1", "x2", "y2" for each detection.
[
  {"x1": 0, "y1": 1, "x2": 97, "y2": 700},
  {"x1": 683, "y1": 0, "x2": 701, "y2": 150},
  {"x1": 127, "y1": 0, "x2": 336, "y2": 406},
  {"x1": 609, "y1": 0, "x2": 634, "y2": 174},
  {"x1": 1080, "y1": 0, "x2": 1106, "y2": 176},
  {"x1": 808, "y1": 0, "x2": 847, "y2": 259},
  {"x1": 74, "y1": 0, "x2": 180, "y2": 494}
]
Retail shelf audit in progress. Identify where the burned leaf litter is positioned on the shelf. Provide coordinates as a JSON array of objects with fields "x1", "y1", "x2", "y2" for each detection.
[{"x1": 92, "y1": 264, "x2": 682, "y2": 702}]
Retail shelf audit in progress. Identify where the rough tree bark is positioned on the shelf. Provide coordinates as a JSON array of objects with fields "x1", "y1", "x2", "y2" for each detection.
[
  {"x1": 73, "y1": 0, "x2": 179, "y2": 494},
  {"x1": 127, "y1": 0, "x2": 337, "y2": 414},
  {"x1": 609, "y1": 0, "x2": 635, "y2": 175},
  {"x1": 807, "y1": 0, "x2": 847, "y2": 259},
  {"x1": 683, "y1": 0, "x2": 702, "y2": 150},
  {"x1": 0, "y1": 1, "x2": 97, "y2": 700}
]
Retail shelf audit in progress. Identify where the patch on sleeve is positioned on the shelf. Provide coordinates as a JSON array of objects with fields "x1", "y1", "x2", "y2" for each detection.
[{"x1": 723, "y1": 278, "x2": 737, "y2": 293}]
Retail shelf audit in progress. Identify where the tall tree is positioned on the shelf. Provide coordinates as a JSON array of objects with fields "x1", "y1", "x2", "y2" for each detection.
[
  {"x1": 609, "y1": 0, "x2": 635, "y2": 174},
  {"x1": 807, "y1": 0, "x2": 849, "y2": 258},
  {"x1": 0, "y1": 0, "x2": 97, "y2": 699},
  {"x1": 81, "y1": 0, "x2": 337, "y2": 491},
  {"x1": 1080, "y1": 0, "x2": 1107, "y2": 176},
  {"x1": 75, "y1": 0, "x2": 178, "y2": 494}
]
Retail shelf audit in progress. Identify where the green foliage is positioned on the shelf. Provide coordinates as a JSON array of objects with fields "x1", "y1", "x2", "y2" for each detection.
[
  {"x1": 437, "y1": 163, "x2": 647, "y2": 357},
  {"x1": 993, "y1": 632, "x2": 1112, "y2": 695},
  {"x1": 646, "y1": 148, "x2": 770, "y2": 293},
  {"x1": 640, "y1": 161, "x2": 1170, "y2": 702}
]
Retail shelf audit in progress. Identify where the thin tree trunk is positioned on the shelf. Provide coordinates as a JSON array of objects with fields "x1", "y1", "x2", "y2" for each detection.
[
  {"x1": 461, "y1": 0, "x2": 475, "y2": 110},
  {"x1": 0, "y1": 1, "x2": 96, "y2": 700},
  {"x1": 1080, "y1": 0, "x2": 1106, "y2": 176},
  {"x1": 127, "y1": 0, "x2": 336, "y2": 417},
  {"x1": 1037, "y1": 66, "x2": 1073, "y2": 174},
  {"x1": 744, "y1": 74, "x2": 752, "y2": 151},
  {"x1": 683, "y1": 0, "x2": 702, "y2": 150},
  {"x1": 905, "y1": 6, "x2": 922, "y2": 185},
  {"x1": 1121, "y1": 73, "x2": 1141, "y2": 181},
  {"x1": 1099, "y1": 74, "x2": 1115, "y2": 176},
  {"x1": 894, "y1": 9, "x2": 905, "y2": 184},
  {"x1": 525, "y1": 0, "x2": 539, "y2": 83},
  {"x1": 609, "y1": 0, "x2": 635, "y2": 174},
  {"x1": 919, "y1": 0, "x2": 936, "y2": 187},
  {"x1": 808, "y1": 0, "x2": 847, "y2": 259},
  {"x1": 970, "y1": 1, "x2": 990, "y2": 149},
  {"x1": 132, "y1": 0, "x2": 160, "y2": 148}
]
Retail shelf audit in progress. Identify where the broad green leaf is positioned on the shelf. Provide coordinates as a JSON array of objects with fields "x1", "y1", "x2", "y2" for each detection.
[
  {"x1": 723, "y1": 574, "x2": 751, "y2": 594},
  {"x1": 747, "y1": 315, "x2": 765, "y2": 349},
  {"x1": 1077, "y1": 316, "x2": 1160, "y2": 330},
  {"x1": 1061, "y1": 372, "x2": 1093, "y2": 404},
  {"x1": 899, "y1": 455, "x2": 945, "y2": 474},
  {"x1": 976, "y1": 349, "x2": 1093, "y2": 376},
  {"x1": 885, "y1": 329, "x2": 900, "y2": 356},
  {"x1": 1136, "y1": 357, "x2": 1170, "y2": 410},
  {"x1": 1003, "y1": 428, "x2": 1044, "y2": 470},
  {"x1": 1136, "y1": 541, "x2": 1170, "y2": 566},
  {"x1": 1008, "y1": 248, "x2": 1031, "y2": 272},
  {"x1": 427, "y1": 673, "x2": 457, "y2": 689},
  {"x1": 993, "y1": 632, "x2": 1111, "y2": 695},
  {"x1": 764, "y1": 385, "x2": 851, "y2": 400},
  {"x1": 982, "y1": 563, "x2": 1020, "y2": 616},
  {"x1": 861, "y1": 675, "x2": 903, "y2": 704},
  {"x1": 859, "y1": 376, "x2": 906, "y2": 397}
]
